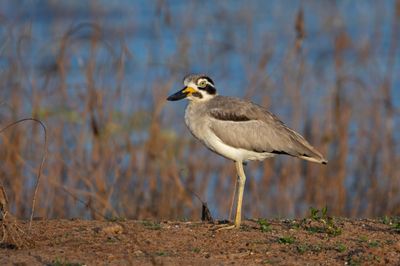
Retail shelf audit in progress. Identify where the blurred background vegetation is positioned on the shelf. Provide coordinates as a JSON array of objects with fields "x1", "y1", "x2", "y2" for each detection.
[{"x1": 0, "y1": 0, "x2": 399, "y2": 220}]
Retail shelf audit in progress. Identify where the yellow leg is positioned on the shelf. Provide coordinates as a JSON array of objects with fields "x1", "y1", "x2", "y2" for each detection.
[
  {"x1": 216, "y1": 161, "x2": 246, "y2": 231},
  {"x1": 228, "y1": 174, "x2": 237, "y2": 221},
  {"x1": 234, "y1": 161, "x2": 246, "y2": 228}
]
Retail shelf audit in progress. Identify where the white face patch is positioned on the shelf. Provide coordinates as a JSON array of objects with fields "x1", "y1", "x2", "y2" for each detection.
[
  {"x1": 185, "y1": 81, "x2": 197, "y2": 89},
  {"x1": 183, "y1": 79, "x2": 190, "y2": 86}
]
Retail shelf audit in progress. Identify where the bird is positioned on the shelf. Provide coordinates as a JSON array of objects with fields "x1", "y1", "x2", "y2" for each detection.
[{"x1": 167, "y1": 74, "x2": 327, "y2": 229}]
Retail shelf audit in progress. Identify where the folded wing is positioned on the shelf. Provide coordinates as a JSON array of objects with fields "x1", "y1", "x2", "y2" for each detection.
[{"x1": 207, "y1": 97, "x2": 327, "y2": 164}]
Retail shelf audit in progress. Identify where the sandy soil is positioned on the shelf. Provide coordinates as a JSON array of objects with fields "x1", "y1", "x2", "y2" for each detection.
[{"x1": 0, "y1": 217, "x2": 399, "y2": 265}]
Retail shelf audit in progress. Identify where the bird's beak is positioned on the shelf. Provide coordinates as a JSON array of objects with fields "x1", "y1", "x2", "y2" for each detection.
[{"x1": 167, "y1": 86, "x2": 196, "y2": 101}]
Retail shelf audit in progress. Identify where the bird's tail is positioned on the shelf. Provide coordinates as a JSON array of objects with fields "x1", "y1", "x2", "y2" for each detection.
[
  {"x1": 287, "y1": 128, "x2": 328, "y2": 165},
  {"x1": 299, "y1": 155, "x2": 327, "y2": 165},
  {"x1": 296, "y1": 140, "x2": 328, "y2": 165}
]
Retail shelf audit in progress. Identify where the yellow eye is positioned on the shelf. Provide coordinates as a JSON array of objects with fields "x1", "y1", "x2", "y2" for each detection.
[{"x1": 198, "y1": 80, "x2": 207, "y2": 88}]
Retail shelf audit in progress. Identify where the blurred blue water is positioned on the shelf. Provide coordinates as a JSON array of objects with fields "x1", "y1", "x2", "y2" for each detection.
[{"x1": 1, "y1": 1, "x2": 397, "y2": 104}]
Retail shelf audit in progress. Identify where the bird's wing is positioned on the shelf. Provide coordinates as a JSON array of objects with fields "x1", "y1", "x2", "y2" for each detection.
[{"x1": 207, "y1": 97, "x2": 326, "y2": 163}]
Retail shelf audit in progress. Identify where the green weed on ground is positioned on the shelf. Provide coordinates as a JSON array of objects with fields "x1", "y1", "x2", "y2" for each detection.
[
  {"x1": 301, "y1": 207, "x2": 342, "y2": 236},
  {"x1": 142, "y1": 220, "x2": 162, "y2": 230},
  {"x1": 381, "y1": 216, "x2": 400, "y2": 233},
  {"x1": 257, "y1": 218, "x2": 271, "y2": 232},
  {"x1": 278, "y1": 236, "x2": 295, "y2": 244},
  {"x1": 50, "y1": 258, "x2": 84, "y2": 266}
]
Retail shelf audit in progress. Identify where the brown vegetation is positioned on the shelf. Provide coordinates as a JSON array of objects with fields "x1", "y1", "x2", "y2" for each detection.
[{"x1": 0, "y1": 1, "x2": 399, "y2": 223}]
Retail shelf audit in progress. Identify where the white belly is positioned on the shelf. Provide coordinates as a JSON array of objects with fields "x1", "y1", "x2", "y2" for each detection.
[{"x1": 200, "y1": 129, "x2": 274, "y2": 162}]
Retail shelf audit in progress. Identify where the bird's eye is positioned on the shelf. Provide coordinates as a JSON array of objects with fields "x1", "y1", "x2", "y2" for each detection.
[{"x1": 198, "y1": 80, "x2": 207, "y2": 88}]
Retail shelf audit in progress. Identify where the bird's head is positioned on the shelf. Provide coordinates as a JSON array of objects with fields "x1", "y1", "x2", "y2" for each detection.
[{"x1": 167, "y1": 74, "x2": 217, "y2": 102}]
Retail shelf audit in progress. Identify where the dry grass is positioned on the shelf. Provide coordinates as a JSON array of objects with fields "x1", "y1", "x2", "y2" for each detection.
[
  {"x1": 0, "y1": 1, "x2": 399, "y2": 223},
  {"x1": 0, "y1": 186, "x2": 33, "y2": 249}
]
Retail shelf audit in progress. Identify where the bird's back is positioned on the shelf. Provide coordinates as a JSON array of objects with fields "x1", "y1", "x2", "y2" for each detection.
[{"x1": 186, "y1": 95, "x2": 327, "y2": 164}]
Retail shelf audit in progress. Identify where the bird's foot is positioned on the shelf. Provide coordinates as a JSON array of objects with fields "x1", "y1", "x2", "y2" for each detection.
[
  {"x1": 215, "y1": 224, "x2": 237, "y2": 231},
  {"x1": 213, "y1": 221, "x2": 240, "y2": 231}
]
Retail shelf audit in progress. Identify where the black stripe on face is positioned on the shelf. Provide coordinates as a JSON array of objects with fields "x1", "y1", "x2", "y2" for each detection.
[
  {"x1": 192, "y1": 92, "x2": 203, "y2": 98},
  {"x1": 205, "y1": 85, "x2": 216, "y2": 95},
  {"x1": 203, "y1": 76, "x2": 214, "y2": 86},
  {"x1": 197, "y1": 76, "x2": 216, "y2": 95}
]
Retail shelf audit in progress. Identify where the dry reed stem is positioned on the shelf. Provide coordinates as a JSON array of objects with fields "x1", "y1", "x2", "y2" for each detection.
[{"x1": 0, "y1": 118, "x2": 47, "y2": 230}]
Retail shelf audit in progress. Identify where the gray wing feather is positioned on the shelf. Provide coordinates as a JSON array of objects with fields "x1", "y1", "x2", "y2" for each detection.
[{"x1": 207, "y1": 96, "x2": 326, "y2": 162}]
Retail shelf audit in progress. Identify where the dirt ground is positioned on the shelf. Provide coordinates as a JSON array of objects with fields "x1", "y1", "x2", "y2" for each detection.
[{"x1": 0, "y1": 216, "x2": 399, "y2": 265}]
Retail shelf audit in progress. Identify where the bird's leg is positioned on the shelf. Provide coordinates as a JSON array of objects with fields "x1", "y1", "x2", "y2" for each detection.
[
  {"x1": 228, "y1": 173, "x2": 238, "y2": 221},
  {"x1": 234, "y1": 161, "x2": 246, "y2": 228},
  {"x1": 216, "y1": 161, "x2": 246, "y2": 231},
  {"x1": 215, "y1": 162, "x2": 243, "y2": 231}
]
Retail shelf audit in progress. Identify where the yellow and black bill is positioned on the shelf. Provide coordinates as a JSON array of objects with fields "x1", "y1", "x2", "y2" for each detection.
[{"x1": 167, "y1": 86, "x2": 195, "y2": 101}]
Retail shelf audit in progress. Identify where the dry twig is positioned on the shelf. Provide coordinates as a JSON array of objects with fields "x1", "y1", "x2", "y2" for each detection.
[{"x1": 0, "y1": 118, "x2": 47, "y2": 230}]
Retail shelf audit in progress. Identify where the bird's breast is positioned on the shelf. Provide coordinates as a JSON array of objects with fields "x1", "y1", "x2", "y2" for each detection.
[
  {"x1": 184, "y1": 103, "x2": 222, "y2": 156},
  {"x1": 184, "y1": 103, "x2": 209, "y2": 142}
]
